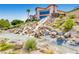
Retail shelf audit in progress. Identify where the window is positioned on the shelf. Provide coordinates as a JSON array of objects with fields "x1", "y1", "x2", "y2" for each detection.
[
  {"x1": 40, "y1": 10, "x2": 50, "y2": 15},
  {"x1": 40, "y1": 16, "x2": 47, "y2": 19}
]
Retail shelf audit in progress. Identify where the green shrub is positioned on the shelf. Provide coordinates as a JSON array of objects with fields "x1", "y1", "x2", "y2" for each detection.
[
  {"x1": 0, "y1": 43, "x2": 14, "y2": 51},
  {"x1": 0, "y1": 19, "x2": 11, "y2": 30},
  {"x1": 0, "y1": 43, "x2": 6, "y2": 47},
  {"x1": 11, "y1": 19, "x2": 24, "y2": 26},
  {"x1": 32, "y1": 18, "x2": 38, "y2": 21},
  {"x1": 25, "y1": 18, "x2": 38, "y2": 22},
  {"x1": 25, "y1": 38, "x2": 37, "y2": 51},
  {"x1": 62, "y1": 19, "x2": 76, "y2": 32},
  {"x1": 68, "y1": 14, "x2": 76, "y2": 19}
]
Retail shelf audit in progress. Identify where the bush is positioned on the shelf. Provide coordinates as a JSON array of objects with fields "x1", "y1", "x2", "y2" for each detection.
[
  {"x1": 25, "y1": 18, "x2": 38, "y2": 22},
  {"x1": 24, "y1": 38, "x2": 37, "y2": 51},
  {"x1": 68, "y1": 14, "x2": 76, "y2": 19},
  {"x1": 32, "y1": 18, "x2": 38, "y2": 21},
  {"x1": 11, "y1": 19, "x2": 24, "y2": 26},
  {"x1": 0, "y1": 19, "x2": 11, "y2": 30},
  {"x1": 61, "y1": 19, "x2": 76, "y2": 32}
]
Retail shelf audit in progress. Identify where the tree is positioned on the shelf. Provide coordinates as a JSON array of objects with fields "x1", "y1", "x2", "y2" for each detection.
[
  {"x1": 11, "y1": 19, "x2": 24, "y2": 26},
  {"x1": 26, "y1": 9, "x2": 30, "y2": 19},
  {"x1": 0, "y1": 19, "x2": 11, "y2": 29}
]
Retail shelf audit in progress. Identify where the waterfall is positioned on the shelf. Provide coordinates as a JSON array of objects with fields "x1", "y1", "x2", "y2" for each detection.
[{"x1": 33, "y1": 17, "x2": 49, "y2": 32}]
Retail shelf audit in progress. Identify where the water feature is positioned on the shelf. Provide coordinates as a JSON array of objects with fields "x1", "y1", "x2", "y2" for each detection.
[{"x1": 33, "y1": 17, "x2": 49, "y2": 32}]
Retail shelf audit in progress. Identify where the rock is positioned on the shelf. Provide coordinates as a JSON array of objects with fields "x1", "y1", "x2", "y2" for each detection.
[
  {"x1": 67, "y1": 39, "x2": 76, "y2": 46},
  {"x1": 70, "y1": 26, "x2": 79, "y2": 38},
  {"x1": 66, "y1": 37, "x2": 79, "y2": 46},
  {"x1": 44, "y1": 30, "x2": 50, "y2": 36},
  {"x1": 69, "y1": 31, "x2": 79, "y2": 38},
  {"x1": 58, "y1": 32, "x2": 64, "y2": 36},
  {"x1": 72, "y1": 26, "x2": 79, "y2": 32},
  {"x1": 64, "y1": 32, "x2": 71, "y2": 38},
  {"x1": 49, "y1": 30, "x2": 58, "y2": 38},
  {"x1": 12, "y1": 41, "x2": 23, "y2": 50}
]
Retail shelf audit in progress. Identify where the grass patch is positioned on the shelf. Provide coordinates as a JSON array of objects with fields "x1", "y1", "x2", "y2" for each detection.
[
  {"x1": 0, "y1": 43, "x2": 14, "y2": 51},
  {"x1": 24, "y1": 38, "x2": 37, "y2": 52}
]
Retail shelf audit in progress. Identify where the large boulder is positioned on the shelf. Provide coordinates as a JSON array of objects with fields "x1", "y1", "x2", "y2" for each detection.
[{"x1": 64, "y1": 32, "x2": 71, "y2": 38}]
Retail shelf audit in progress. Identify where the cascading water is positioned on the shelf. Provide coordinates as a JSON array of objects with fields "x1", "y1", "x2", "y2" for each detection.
[{"x1": 33, "y1": 17, "x2": 49, "y2": 32}]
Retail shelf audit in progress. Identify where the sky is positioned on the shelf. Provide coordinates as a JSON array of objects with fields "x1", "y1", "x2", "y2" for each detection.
[{"x1": 0, "y1": 4, "x2": 79, "y2": 21}]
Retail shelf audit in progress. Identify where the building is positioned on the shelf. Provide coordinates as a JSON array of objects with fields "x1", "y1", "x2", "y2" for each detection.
[{"x1": 35, "y1": 4, "x2": 66, "y2": 19}]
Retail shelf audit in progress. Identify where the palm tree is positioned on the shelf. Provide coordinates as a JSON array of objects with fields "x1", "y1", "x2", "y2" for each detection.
[{"x1": 26, "y1": 9, "x2": 30, "y2": 19}]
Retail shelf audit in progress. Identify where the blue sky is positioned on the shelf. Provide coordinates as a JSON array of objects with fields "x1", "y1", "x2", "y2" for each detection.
[{"x1": 0, "y1": 4, "x2": 79, "y2": 21}]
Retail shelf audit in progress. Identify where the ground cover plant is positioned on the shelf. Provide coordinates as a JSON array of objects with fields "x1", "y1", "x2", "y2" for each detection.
[{"x1": 24, "y1": 38, "x2": 37, "y2": 52}]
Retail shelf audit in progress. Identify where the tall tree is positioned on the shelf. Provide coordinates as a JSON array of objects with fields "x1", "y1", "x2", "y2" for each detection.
[{"x1": 26, "y1": 9, "x2": 30, "y2": 19}]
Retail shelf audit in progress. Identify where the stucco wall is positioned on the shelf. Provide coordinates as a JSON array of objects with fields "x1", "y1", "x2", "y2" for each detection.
[{"x1": 36, "y1": 5, "x2": 58, "y2": 19}]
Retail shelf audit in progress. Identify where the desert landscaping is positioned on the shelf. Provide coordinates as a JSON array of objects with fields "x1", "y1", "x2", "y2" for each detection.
[{"x1": 0, "y1": 4, "x2": 79, "y2": 54}]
